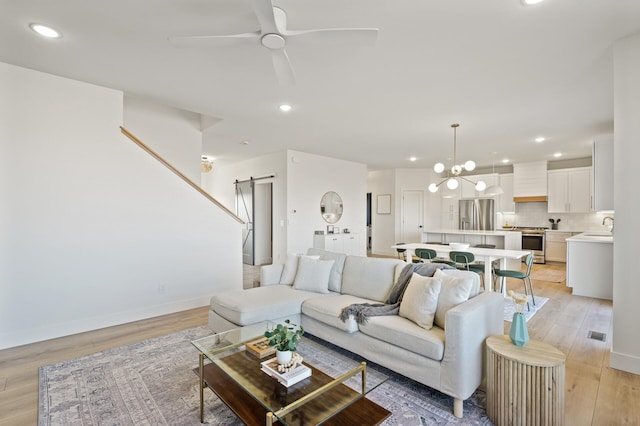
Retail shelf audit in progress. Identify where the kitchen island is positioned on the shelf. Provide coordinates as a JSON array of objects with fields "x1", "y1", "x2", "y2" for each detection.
[
  {"x1": 566, "y1": 233, "x2": 614, "y2": 300},
  {"x1": 423, "y1": 229, "x2": 522, "y2": 269}
]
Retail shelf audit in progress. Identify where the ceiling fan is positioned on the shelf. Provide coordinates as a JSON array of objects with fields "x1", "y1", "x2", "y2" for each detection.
[{"x1": 169, "y1": 0, "x2": 378, "y2": 85}]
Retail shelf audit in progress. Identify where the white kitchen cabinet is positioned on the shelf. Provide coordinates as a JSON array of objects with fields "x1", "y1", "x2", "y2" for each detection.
[
  {"x1": 566, "y1": 236, "x2": 613, "y2": 300},
  {"x1": 513, "y1": 161, "x2": 548, "y2": 201},
  {"x1": 545, "y1": 231, "x2": 572, "y2": 262},
  {"x1": 547, "y1": 167, "x2": 592, "y2": 213},
  {"x1": 313, "y1": 233, "x2": 360, "y2": 255},
  {"x1": 498, "y1": 174, "x2": 515, "y2": 213},
  {"x1": 440, "y1": 197, "x2": 458, "y2": 229},
  {"x1": 460, "y1": 173, "x2": 499, "y2": 199},
  {"x1": 593, "y1": 137, "x2": 614, "y2": 211},
  {"x1": 460, "y1": 178, "x2": 476, "y2": 199}
]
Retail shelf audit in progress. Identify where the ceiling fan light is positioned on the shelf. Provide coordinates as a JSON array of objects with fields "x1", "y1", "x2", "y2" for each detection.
[
  {"x1": 428, "y1": 183, "x2": 439, "y2": 193},
  {"x1": 464, "y1": 160, "x2": 476, "y2": 171},
  {"x1": 484, "y1": 185, "x2": 504, "y2": 196},
  {"x1": 433, "y1": 163, "x2": 445, "y2": 173},
  {"x1": 446, "y1": 178, "x2": 459, "y2": 190},
  {"x1": 475, "y1": 180, "x2": 487, "y2": 191}
]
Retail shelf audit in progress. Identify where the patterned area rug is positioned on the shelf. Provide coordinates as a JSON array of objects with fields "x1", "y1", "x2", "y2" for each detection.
[
  {"x1": 39, "y1": 325, "x2": 491, "y2": 425},
  {"x1": 503, "y1": 296, "x2": 549, "y2": 322}
]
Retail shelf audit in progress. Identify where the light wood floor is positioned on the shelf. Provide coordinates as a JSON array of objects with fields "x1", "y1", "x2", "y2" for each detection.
[{"x1": 1, "y1": 262, "x2": 638, "y2": 425}]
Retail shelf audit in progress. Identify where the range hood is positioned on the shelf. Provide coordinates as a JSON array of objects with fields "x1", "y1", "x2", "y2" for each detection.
[
  {"x1": 514, "y1": 196, "x2": 548, "y2": 203},
  {"x1": 513, "y1": 161, "x2": 548, "y2": 202}
]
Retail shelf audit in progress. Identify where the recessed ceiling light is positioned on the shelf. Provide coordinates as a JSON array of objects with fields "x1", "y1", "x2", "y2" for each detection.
[
  {"x1": 502, "y1": 159, "x2": 510, "y2": 164},
  {"x1": 553, "y1": 152, "x2": 562, "y2": 158},
  {"x1": 535, "y1": 137, "x2": 545, "y2": 143},
  {"x1": 29, "y1": 23, "x2": 62, "y2": 39},
  {"x1": 409, "y1": 156, "x2": 417, "y2": 162},
  {"x1": 279, "y1": 104, "x2": 292, "y2": 112},
  {"x1": 521, "y1": 0, "x2": 544, "y2": 5},
  {"x1": 240, "y1": 140, "x2": 250, "y2": 145}
]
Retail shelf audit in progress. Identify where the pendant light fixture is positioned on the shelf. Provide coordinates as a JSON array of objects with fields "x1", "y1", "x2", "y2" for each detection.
[
  {"x1": 428, "y1": 123, "x2": 485, "y2": 194},
  {"x1": 484, "y1": 152, "x2": 504, "y2": 196}
]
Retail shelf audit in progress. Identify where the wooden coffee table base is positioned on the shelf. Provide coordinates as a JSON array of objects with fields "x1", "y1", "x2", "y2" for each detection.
[{"x1": 200, "y1": 362, "x2": 391, "y2": 425}]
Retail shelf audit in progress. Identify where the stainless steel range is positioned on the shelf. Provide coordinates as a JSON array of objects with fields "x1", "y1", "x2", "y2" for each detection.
[{"x1": 511, "y1": 226, "x2": 547, "y2": 264}]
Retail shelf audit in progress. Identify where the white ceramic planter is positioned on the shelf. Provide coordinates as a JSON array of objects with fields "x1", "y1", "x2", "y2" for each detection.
[{"x1": 276, "y1": 349, "x2": 292, "y2": 365}]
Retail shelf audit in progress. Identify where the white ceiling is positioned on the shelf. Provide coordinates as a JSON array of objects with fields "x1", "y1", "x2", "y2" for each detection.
[{"x1": 2, "y1": 0, "x2": 639, "y2": 170}]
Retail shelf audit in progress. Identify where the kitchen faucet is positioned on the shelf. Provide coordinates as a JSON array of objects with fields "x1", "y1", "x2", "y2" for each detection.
[{"x1": 602, "y1": 216, "x2": 614, "y2": 234}]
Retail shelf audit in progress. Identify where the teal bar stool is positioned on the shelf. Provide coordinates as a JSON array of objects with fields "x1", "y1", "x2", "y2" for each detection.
[{"x1": 493, "y1": 253, "x2": 535, "y2": 311}]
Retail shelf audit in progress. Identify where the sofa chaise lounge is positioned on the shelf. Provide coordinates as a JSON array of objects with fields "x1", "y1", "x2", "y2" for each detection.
[{"x1": 208, "y1": 248, "x2": 504, "y2": 418}]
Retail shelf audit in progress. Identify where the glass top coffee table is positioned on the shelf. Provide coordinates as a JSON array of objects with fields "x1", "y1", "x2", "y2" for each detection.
[{"x1": 192, "y1": 322, "x2": 391, "y2": 425}]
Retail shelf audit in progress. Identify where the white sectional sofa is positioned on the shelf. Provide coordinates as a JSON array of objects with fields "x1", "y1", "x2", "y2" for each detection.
[{"x1": 208, "y1": 248, "x2": 504, "y2": 418}]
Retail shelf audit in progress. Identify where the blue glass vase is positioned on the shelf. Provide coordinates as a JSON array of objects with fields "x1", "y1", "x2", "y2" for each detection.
[{"x1": 510, "y1": 312, "x2": 529, "y2": 346}]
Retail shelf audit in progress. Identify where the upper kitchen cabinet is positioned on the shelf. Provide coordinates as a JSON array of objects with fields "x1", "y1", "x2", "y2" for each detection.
[
  {"x1": 513, "y1": 161, "x2": 548, "y2": 202},
  {"x1": 498, "y1": 174, "x2": 515, "y2": 213},
  {"x1": 460, "y1": 173, "x2": 499, "y2": 199},
  {"x1": 547, "y1": 167, "x2": 592, "y2": 213},
  {"x1": 592, "y1": 136, "x2": 614, "y2": 211}
]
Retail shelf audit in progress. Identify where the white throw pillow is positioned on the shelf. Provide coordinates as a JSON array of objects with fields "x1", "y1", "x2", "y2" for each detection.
[
  {"x1": 280, "y1": 254, "x2": 319, "y2": 285},
  {"x1": 293, "y1": 256, "x2": 335, "y2": 293},
  {"x1": 399, "y1": 273, "x2": 442, "y2": 330},
  {"x1": 433, "y1": 269, "x2": 474, "y2": 329}
]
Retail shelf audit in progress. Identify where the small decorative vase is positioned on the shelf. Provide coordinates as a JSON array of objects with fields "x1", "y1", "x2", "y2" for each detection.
[
  {"x1": 276, "y1": 349, "x2": 293, "y2": 365},
  {"x1": 510, "y1": 312, "x2": 529, "y2": 347}
]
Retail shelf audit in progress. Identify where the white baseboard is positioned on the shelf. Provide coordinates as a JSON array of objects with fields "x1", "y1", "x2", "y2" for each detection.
[
  {"x1": 0, "y1": 296, "x2": 211, "y2": 350},
  {"x1": 610, "y1": 350, "x2": 640, "y2": 375}
]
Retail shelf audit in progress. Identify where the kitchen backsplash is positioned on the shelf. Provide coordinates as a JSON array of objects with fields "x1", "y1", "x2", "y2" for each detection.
[{"x1": 498, "y1": 202, "x2": 614, "y2": 232}]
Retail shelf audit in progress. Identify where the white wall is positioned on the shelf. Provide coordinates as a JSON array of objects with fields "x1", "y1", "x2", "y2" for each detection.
[
  {"x1": 204, "y1": 151, "x2": 287, "y2": 263},
  {"x1": 367, "y1": 168, "x2": 443, "y2": 257},
  {"x1": 0, "y1": 62, "x2": 242, "y2": 349},
  {"x1": 611, "y1": 32, "x2": 640, "y2": 374},
  {"x1": 123, "y1": 96, "x2": 202, "y2": 182},
  {"x1": 367, "y1": 170, "x2": 397, "y2": 256},
  {"x1": 287, "y1": 150, "x2": 367, "y2": 256},
  {"x1": 205, "y1": 150, "x2": 367, "y2": 262}
]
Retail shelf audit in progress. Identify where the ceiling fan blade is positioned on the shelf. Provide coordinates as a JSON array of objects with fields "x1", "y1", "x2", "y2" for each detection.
[
  {"x1": 283, "y1": 28, "x2": 378, "y2": 47},
  {"x1": 270, "y1": 48, "x2": 296, "y2": 86},
  {"x1": 250, "y1": 0, "x2": 279, "y2": 34},
  {"x1": 169, "y1": 32, "x2": 260, "y2": 47}
]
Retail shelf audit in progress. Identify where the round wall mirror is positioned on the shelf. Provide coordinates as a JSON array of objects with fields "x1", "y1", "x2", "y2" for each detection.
[{"x1": 320, "y1": 191, "x2": 343, "y2": 224}]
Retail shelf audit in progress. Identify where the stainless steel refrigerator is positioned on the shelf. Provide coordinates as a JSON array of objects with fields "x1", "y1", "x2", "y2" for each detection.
[{"x1": 459, "y1": 198, "x2": 495, "y2": 230}]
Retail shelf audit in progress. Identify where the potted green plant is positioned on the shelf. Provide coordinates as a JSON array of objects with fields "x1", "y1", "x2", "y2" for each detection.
[{"x1": 264, "y1": 319, "x2": 304, "y2": 364}]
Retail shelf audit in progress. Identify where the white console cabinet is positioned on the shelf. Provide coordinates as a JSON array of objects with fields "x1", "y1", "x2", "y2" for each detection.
[{"x1": 313, "y1": 233, "x2": 360, "y2": 255}]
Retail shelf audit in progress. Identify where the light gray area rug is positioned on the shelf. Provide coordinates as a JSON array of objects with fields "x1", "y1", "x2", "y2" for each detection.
[
  {"x1": 503, "y1": 295, "x2": 549, "y2": 322},
  {"x1": 39, "y1": 325, "x2": 491, "y2": 425}
]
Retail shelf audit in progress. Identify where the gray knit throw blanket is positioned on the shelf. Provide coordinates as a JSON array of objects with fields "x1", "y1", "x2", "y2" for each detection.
[{"x1": 339, "y1": 262, "x2": 454, "y2": 324}]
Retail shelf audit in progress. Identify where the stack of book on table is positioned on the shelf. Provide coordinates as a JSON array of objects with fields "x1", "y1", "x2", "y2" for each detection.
[
  {"x1": 245, "y1": 337, "x2": 276, "y2": 359},
  {"x1": 260, "y1": 357, "x2": 312, "y2": 387}
]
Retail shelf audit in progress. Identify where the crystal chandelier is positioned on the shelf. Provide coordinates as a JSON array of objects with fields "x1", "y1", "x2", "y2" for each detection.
[{"x1": 428, "y1": 123, "x2": 485, "y2": 193}]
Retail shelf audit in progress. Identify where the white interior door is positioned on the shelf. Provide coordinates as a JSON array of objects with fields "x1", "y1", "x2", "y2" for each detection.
[{"x1": 402, "y1": 190, "x2": 424, "y2": 243}]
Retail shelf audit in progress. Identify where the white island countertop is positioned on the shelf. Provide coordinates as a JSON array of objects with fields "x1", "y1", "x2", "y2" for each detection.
[
  {"x1": 566, "y1": 232, "x2": 614, "y2": 244},
  {"x1": 424, "y1": 229, "x2": 520, "y2": 236}
]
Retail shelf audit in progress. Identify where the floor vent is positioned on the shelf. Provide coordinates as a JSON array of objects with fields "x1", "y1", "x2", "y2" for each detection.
[{"x1": 587, "y1": 330, "x2": 607, "y2": 342}]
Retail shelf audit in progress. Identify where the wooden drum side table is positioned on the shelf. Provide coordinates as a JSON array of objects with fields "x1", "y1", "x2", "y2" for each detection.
[{"x1": 486, "y1": 335, "x2": 566, "y2": 426}]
